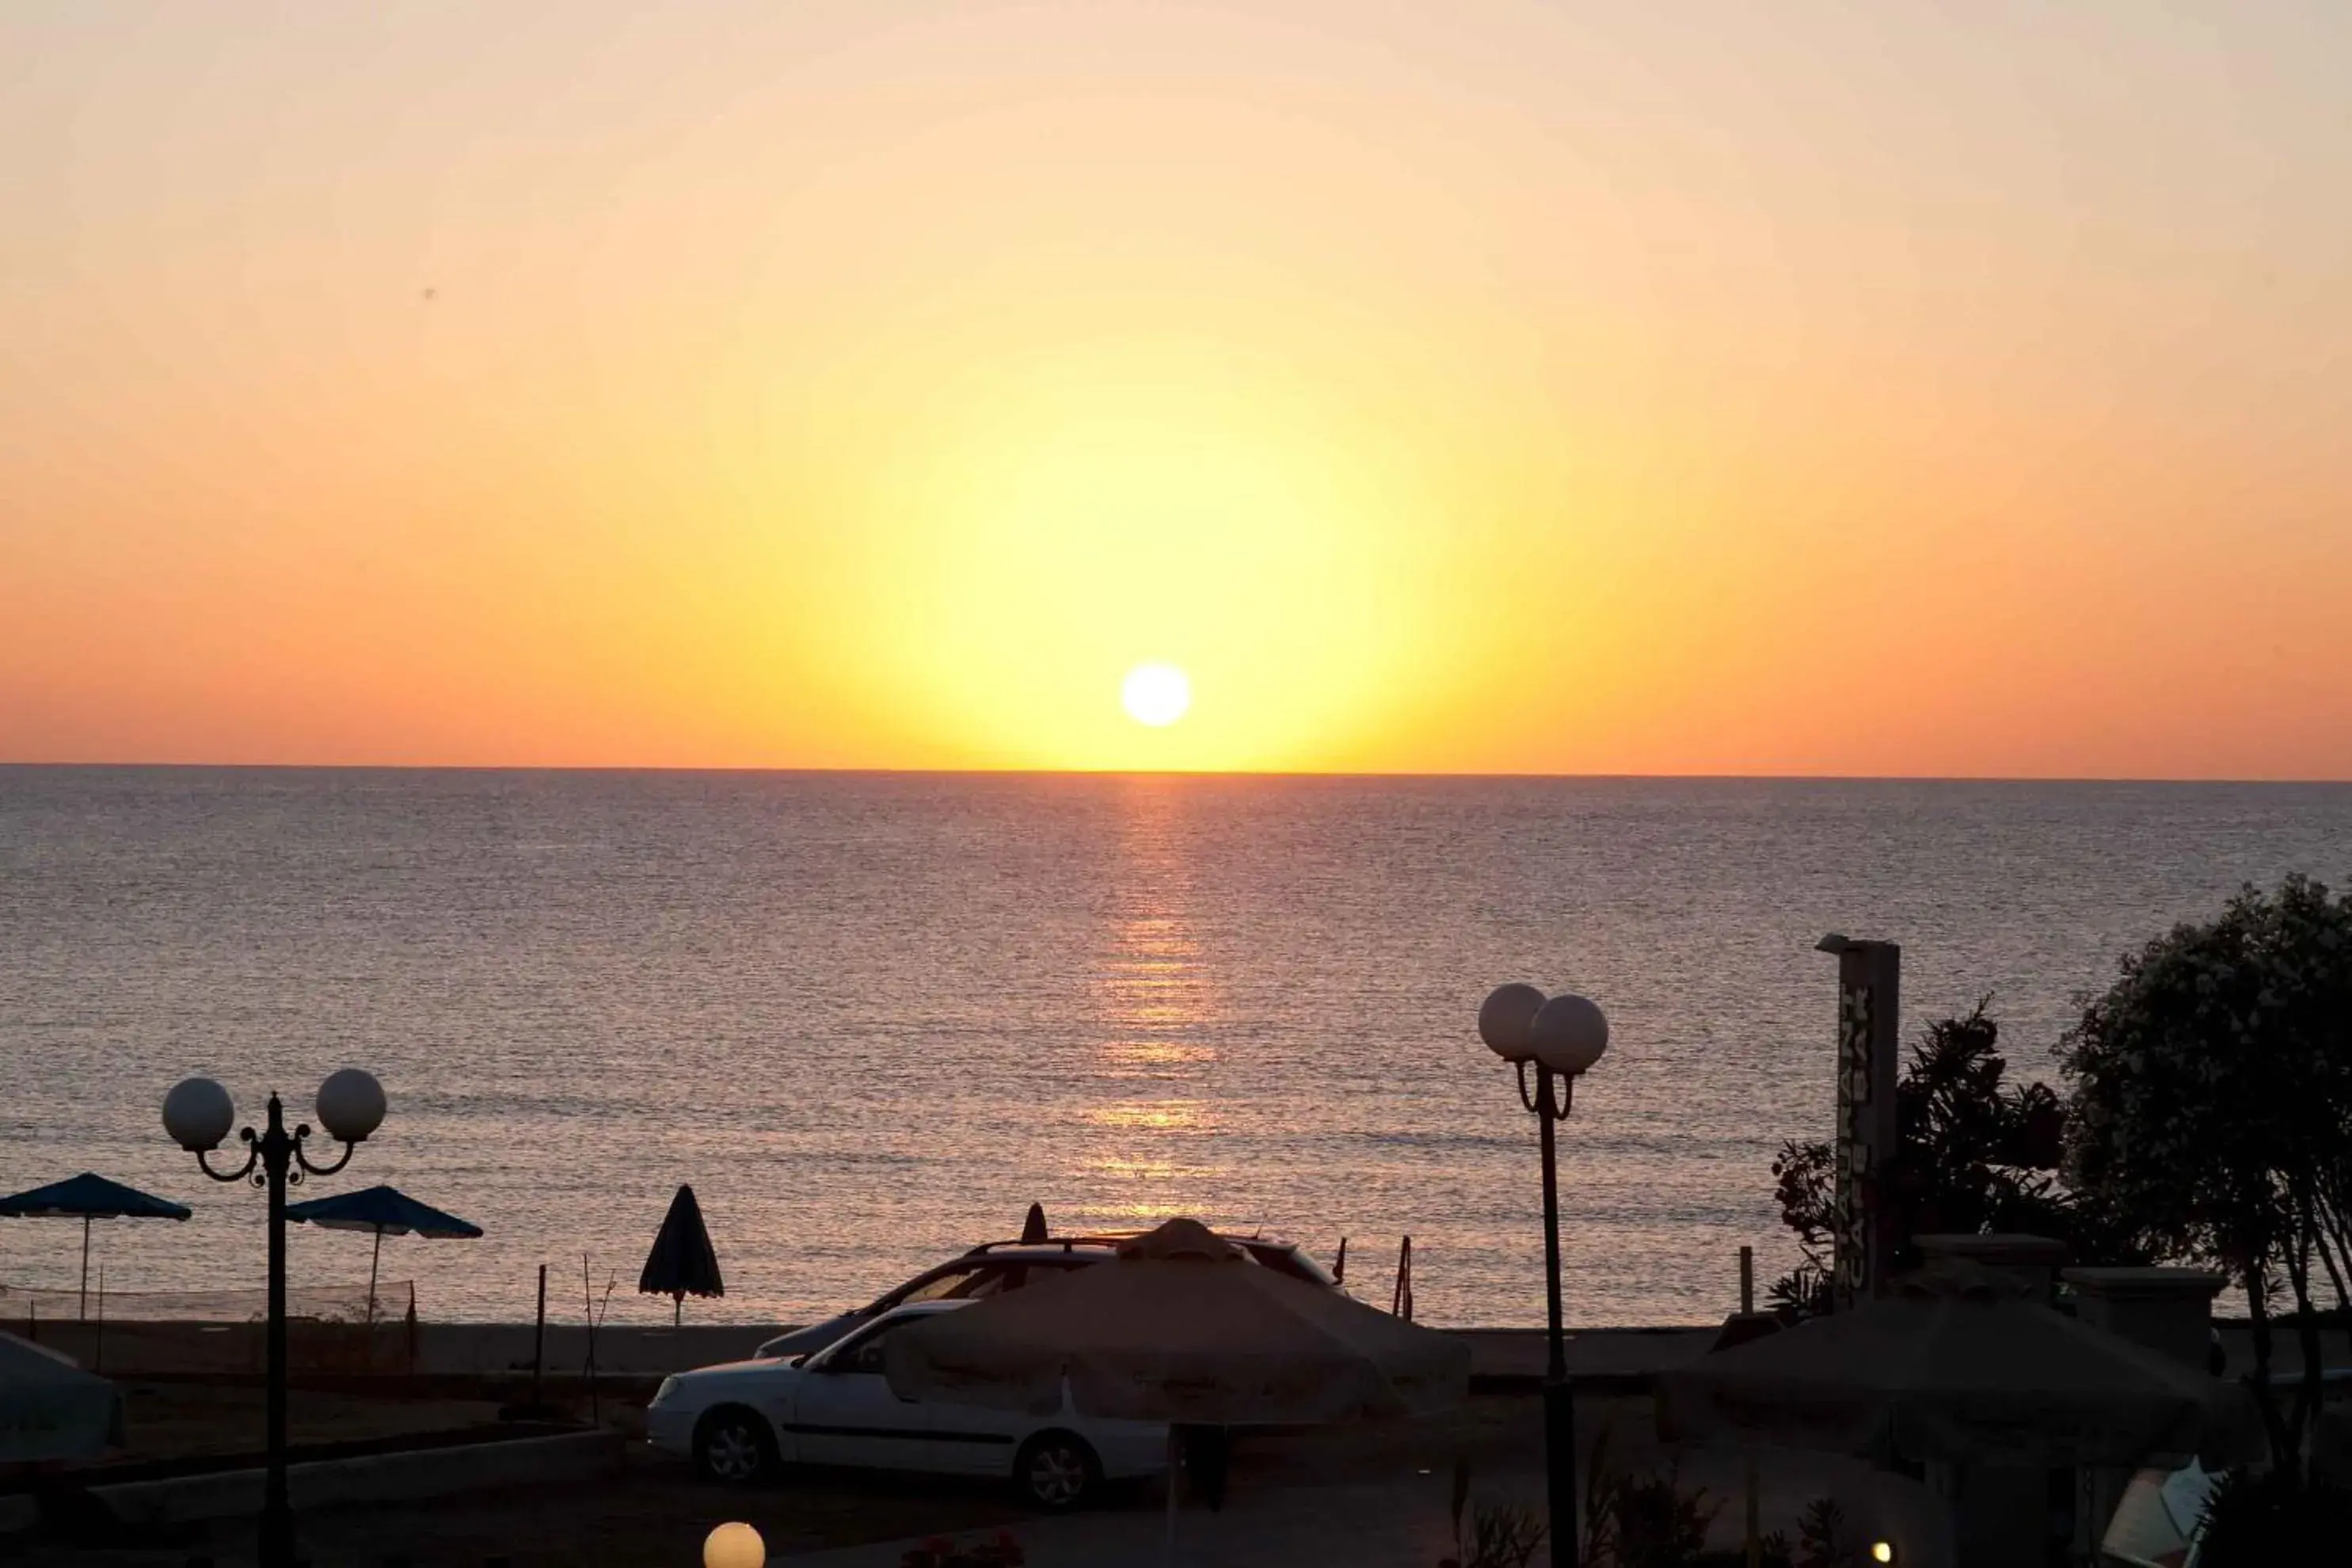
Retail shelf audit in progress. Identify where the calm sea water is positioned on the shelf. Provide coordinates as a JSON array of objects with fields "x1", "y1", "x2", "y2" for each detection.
[{"x1": 2, "y1": 767, "x2": 2347, "y2": 1329}]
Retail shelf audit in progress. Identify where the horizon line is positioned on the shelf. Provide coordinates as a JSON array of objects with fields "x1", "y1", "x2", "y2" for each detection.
[{"x1": 3, "y1": 759, "x2": 2348, "y2": 787}]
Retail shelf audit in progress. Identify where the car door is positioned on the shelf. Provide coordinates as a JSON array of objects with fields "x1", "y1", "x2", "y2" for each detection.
[
  {"x1": 917, "y1": 1263, "x2": 1091, "y2": 1475},
  {"x1": 783, "y1": 1317, "x2": 940, "y2": 1473},
  {"x1": 917, "y1": 1361, "x2": 1023, "y2": 1477}
]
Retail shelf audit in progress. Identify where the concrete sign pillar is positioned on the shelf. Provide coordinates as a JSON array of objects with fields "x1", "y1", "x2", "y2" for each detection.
[{"x1": 1818, "y1": 935, "x2": 1901, "y2": 1310}]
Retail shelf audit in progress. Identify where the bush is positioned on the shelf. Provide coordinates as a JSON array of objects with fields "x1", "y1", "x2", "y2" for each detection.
[
  {"x1": 1440, "y1": 1461, "x2": 1545, "y2": 1568},
  {"x1": 1438, "y1": 1501, "x2": 1546, "y2": 1568},
  {"x1": 2195, "y1": 1467, "x2": 2352, "y2": 1566},
  {"x1": 1580, "y1": 1434, "x2": 1719, "y2": 1568},
  {"x1": 1603, "y1": 1466, "x2": 1718, "y2": 1567},
  {"x1": 1771, "y1": 1003, "x2": 2132, "y2": 1315}
]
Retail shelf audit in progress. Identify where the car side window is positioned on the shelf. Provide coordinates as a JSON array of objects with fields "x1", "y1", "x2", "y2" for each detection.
[{"x1": 834, "y1": 1320, "x2": 908, "y2": 1376}]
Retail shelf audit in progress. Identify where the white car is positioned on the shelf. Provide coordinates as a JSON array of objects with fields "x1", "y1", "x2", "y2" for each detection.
[
  {"x1": 646, "y1": 1300, "x2": 1166, "y2": 1510},
  {"x1": 755, "y1": 1231, "x2": 1340, "y2": 1361}
]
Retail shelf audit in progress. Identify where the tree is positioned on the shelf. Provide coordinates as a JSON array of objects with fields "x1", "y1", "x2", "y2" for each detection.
[
  {"x1": 1770, "y1": 1002, "x2": 2136, "y2": 1315},
  {"x1": 2061, "y1": 876, "x2": 2352, "y2": 1466}
]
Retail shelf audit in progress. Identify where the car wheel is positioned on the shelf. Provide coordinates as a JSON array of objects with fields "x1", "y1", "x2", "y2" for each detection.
[
  {"x1": 1014, "y1": 1431, "x2": 1100, "y2": 1512},
  {"x1": 694, "y1": 1406, "x2": 778, "y2": 1486}
]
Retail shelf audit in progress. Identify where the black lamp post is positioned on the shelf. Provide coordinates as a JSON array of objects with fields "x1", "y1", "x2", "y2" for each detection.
[
  {"x1": 163, "y1": 1069, "x2": 386, "y2": 1568},
  {"x1": 1481, "y1": 984, "x2": 1610, "y2": 1568}
]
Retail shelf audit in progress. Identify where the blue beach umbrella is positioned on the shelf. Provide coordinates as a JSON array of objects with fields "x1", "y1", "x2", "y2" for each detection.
[
  {"x1": 284, "y1": 1184, "x2": 481, "y2": 1323},
  {"x1": 0, "y1": 1173, "x2": 191, "y2": 1320}
]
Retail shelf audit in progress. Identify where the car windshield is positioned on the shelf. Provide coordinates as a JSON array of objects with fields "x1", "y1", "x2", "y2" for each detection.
[
  {"x1": 894, "y1": 1264, "x2": 988, "y2": 1304},
  {"x1": 901, "y1": 1259, "x2": 1081, "y2": 1303}
]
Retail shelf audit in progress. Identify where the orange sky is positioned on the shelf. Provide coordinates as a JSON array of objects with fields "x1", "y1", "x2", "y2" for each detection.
[{"x1": 4, "y1": 2, "x2": 2348, "y2": 778}]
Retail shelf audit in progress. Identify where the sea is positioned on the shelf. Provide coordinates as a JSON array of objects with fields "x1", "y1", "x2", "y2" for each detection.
[{"x1": 2, "y1": 767, "x2": 2347, "y2": 1330}]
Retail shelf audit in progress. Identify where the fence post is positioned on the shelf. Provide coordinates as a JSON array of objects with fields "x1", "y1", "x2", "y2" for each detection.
[{"x1": 531, "y1": 1265, "x2": 547, "y2": 1410}]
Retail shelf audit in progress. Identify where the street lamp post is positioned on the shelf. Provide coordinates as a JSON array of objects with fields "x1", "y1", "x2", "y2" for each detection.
[
  {"x1": 163, "y1": 1069, "x2": 386, "y2": 1568},
  {"x1": 1480, "y1": 984, "x2": 1610, "y2": 1568}
]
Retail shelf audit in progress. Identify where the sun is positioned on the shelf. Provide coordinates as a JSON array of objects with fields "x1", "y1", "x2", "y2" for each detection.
[{"x1": 1120, "y1": 662, "x2": 1193, "y2": 727}]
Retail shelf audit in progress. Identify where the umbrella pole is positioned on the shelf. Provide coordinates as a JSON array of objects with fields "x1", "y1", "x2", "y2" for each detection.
[
  {"x1": 80, "y1": 1216, "x2": 92, "y2": 1322},
  {"x1": 368, "y1": 1229, "x2": 383, "y2": 1328},
  {"x1": 1165, "y1": 1425, "x2": 1179, "y2": 1563},
  {"x1": 1743, "y1": 1443, "x2": 1760, "y2": 1568}
]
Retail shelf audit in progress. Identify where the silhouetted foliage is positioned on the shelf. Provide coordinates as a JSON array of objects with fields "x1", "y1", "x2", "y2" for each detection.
[
  {"x1": 2061, "y1": 875, "x2": 2352, "y2": 1464},
  {"x1": 1603, "y1": 1467, "x2": 1718, "y2": 1568},
  {"x1": 1725, "y1": 1495, "x2": 1858, "y2": 1568},
  {"x1": 1437, "y1": 1500, "x2": 1546, "y2": 1568},
  {"x1": 1770, "y1": 1003, "x2": 2139, "y2": 1315},
  {"x1": 2194, "y1": 1465, "x2": 2352, "y2": 1566},
  {"x1": 1579, "y1": 1422, "x2": 1719, "y2": 1568},
  {"x1": 1440, "y1": 1460, "x2": 1546, "y2": 1568},
  {"x1": 1791, "y1": 1497, "x2": 1857, "y2": 1568}
]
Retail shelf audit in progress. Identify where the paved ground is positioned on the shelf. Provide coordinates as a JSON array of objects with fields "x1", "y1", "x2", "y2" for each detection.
[
  {"x1": 7, "y1": 1391, "x2": 1952, "y2": 1567},
  {"x1": 777, "y1": 1395, "x2": 1950, "y2": 1568},
  {"x1": 10, "y1": 1447, "x2": 1024, "y2": 1567},
  {"x1": 781, "y1": 1475, "x2": 1473, "y2": 1568},
  {"x1": 14, "y1": 1319, "x2": 1722, "y2": 1383}
]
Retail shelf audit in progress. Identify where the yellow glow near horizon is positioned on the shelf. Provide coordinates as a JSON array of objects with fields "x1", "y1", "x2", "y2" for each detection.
[
  {"x1": 1121, "y1": 664, "x2": 1193, "y2": 728},
  {"x1": 786, "y1": 337, "x2": 1462, "y2": 772}
]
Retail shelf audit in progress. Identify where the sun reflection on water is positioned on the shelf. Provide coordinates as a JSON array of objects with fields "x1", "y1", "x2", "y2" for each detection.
[
  {"x1": 1069, "y1": 779, "x2": 1229, "y2": 1226},
  {"x1": 1084, "y1": 1101, "x2": 1205, "y2": 1132}
]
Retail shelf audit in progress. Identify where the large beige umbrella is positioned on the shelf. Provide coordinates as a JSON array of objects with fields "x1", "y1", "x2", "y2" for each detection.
[
  {"x1": 0, "y1": 1330, "x2": 124, "y2": 1462},
  {"x1": 885, "y1": 1216, "x2": 1469, "y2": 1425},
  {"x1": 1655, "y1": 1264, "x2": 2263, "y2": 1469}
]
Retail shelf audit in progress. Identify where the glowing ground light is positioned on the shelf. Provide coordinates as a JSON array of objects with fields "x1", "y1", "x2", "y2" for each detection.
[
  {"x1": 1120, "y1": 662, "x2": 1192, "y2": 727},
  {"x1": 705, "y1": 1521, "x2": 765, "y2": 1568},
  {"x1": 1871, "y1": 1544, "x2": 1894, "y2": 1565}
]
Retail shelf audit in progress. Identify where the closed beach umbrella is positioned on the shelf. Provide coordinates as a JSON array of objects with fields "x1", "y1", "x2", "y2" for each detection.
[
  {"x1": 0, "y1": 1173, "x2": 191, "y2": 1320},
  {"x1": 1654, "y1": 1265, "x2": 2263, "y2": 1469},
  {"x1": 1020, "y1": 1202, "x2": 1049, "y2": 1243},
  {"x1": 639, "y1": 1185, "x2": 723, "y2": 1325},
  {"x1": 284, "y1": 1184, "x2": 481, "y2": 1325},
  {"x1": 0, "y1": 1330, "x2": 124, "y2": 1462}
]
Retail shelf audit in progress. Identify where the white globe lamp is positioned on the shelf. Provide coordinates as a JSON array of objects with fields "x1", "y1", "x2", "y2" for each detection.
[
  {"x1": 704, "y1": 1520, "x2": 767, "y2": 1568},
  {"x1": 1529, "y1": 993, "x2": 1609, "y2": 1077},
  {"x1": 1476, "y1": 980, "x2": 1610, "y2": 1560},
  {"x1": 315, "y1": 1068, "x2": 386, "y2": 1144},
  {"x1": 1478, "y1": 983, "x2": 1547, "y2": 1062},
  {"x1": 163, "y1": 1077, "x2": 237, "y2": 1152}
]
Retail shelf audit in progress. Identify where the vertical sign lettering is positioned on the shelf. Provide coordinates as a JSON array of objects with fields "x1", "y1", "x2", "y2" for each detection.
[{"x1": 1828, "y1": 939, "x2": 1901, "y2": 1310}]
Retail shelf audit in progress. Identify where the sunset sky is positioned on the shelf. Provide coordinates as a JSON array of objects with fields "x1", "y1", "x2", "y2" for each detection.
[{"x1": 4, "y1": 2, "x2": 2347, "y2": 778}]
